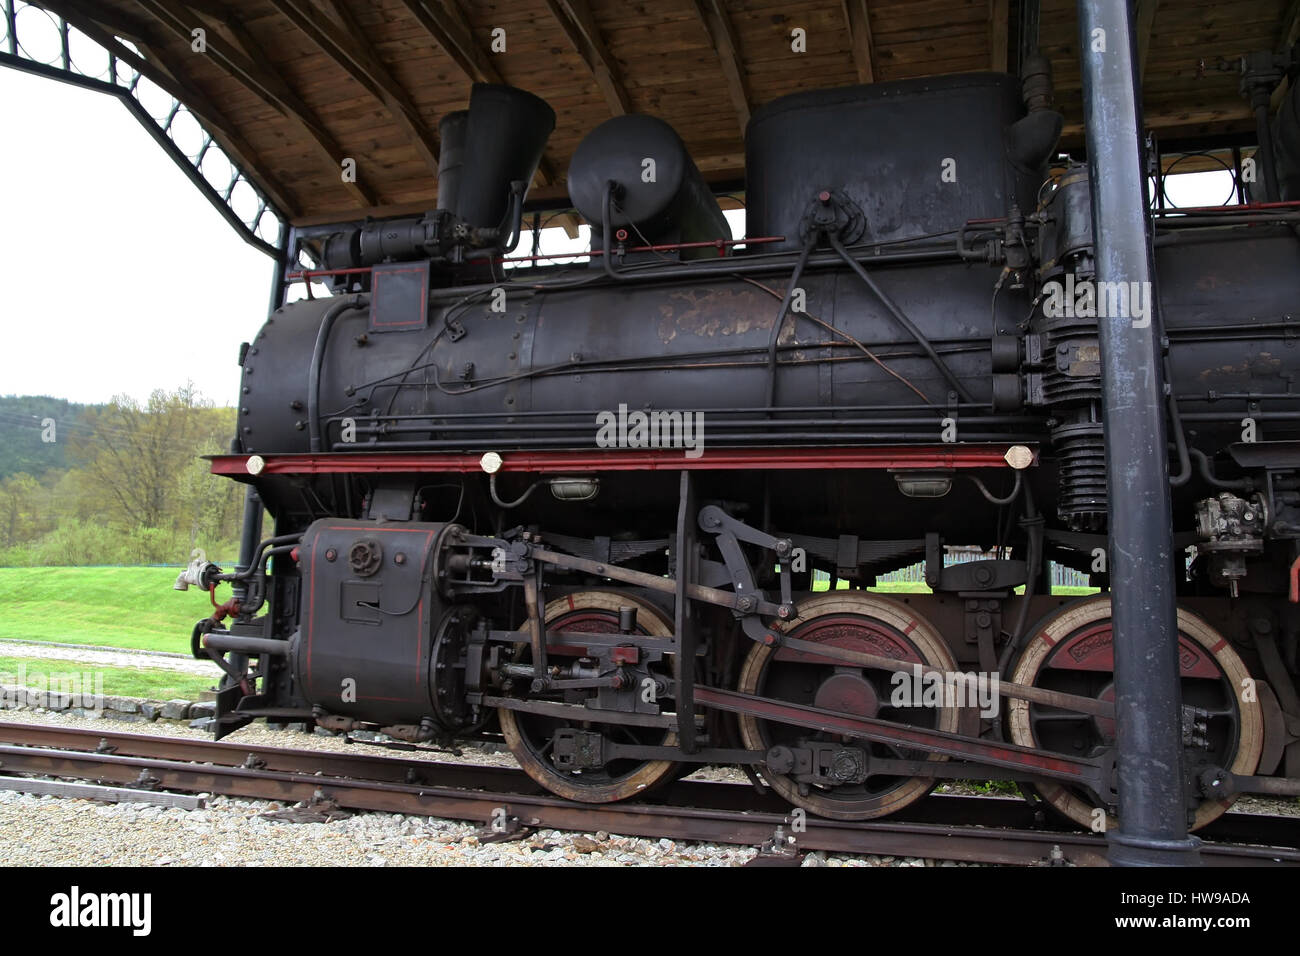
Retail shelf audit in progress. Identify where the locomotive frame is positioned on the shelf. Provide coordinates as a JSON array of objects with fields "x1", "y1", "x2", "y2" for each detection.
[{"x1": 8, "y1": 0, "x2": 1300, "y2": 867}]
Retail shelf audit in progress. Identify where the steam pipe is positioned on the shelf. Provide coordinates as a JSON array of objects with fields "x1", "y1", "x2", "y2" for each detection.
[
  {"x1": 765, "y1": 235, "x2": 817, "y2": 407},
  {"x1": 308, "y1": 295, "x2": 367, "y2": 453},
  {"x1": 826, "y1": 230, "x2": 976, "y2": 403}
]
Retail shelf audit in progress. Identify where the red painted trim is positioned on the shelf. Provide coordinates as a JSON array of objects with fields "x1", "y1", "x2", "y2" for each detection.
[
  {"x1": 1151, "y1": 200, "x2": 1300, "y2": 216},
  {"x1": 285, "y1": 237, "x2": 788, "y2": 281},
  {"x1": 213, "y1": 445, "x2": 1034, "y2": 476},
  {"x1": 369, "y1": 265, "x2": 429, "y2": 329},
  {"x1": 306, "y1": 525, "x2": 322, "y2": 692}
]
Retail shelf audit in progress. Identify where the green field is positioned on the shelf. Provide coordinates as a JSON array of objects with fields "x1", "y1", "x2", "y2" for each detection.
[
  {"x1": 0, "y1": 566, "x2": 1096, "y2": 656},
  {"x1": 0, "y1": 567, "x2": 217, "y2": 653},
  {"x1": 0, "y1": 654, "x2": 215, "y2": 701},
  {"x1": 815, "y1": 578, "x2": 1096, "y2": 596}
]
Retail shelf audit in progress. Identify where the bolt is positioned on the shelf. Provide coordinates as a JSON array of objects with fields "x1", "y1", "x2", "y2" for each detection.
[
  {"x1": 325, "y1": 549, "x2": 337, "y2": 562},
  {"x1": 395, "y1": 552, "x2": 406, "y2": 565}
]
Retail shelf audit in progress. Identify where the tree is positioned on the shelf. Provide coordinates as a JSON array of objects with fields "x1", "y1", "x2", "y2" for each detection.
[
  {"x1": 0, "y1": 472, "x2": 42, "y2": 547},
  {"x1": 67, "y1": 384, "x2": 237, "y2": 532}
]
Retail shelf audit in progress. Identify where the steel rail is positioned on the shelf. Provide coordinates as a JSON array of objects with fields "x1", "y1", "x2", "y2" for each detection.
[{"x1": 0, "y1": 723, "x2": 1295, "y2": 866}]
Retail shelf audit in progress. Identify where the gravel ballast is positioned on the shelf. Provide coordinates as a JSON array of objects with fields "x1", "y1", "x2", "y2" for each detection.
[
  {"x1": 0, "y1": 709, "x2": 952, "y2": 867},
  {"x1": 1, "y1": 708, "x2": 1293, "y2": 866}
]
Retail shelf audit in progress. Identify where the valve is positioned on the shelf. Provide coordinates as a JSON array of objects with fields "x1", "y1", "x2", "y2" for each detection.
[{"x1": 173, "y1": 549, "x2": 221, "y2": 592}]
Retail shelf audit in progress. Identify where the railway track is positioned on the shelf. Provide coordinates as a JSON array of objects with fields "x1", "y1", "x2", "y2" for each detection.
[{"x1": 1, "y1": 721, "x2": 1295, "y2": 867}]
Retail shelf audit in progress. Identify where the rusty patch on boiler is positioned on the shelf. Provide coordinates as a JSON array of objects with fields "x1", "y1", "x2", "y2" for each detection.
[
  {"x1": 1197, "y1": 351, "x2": 1283, "y2": 381},
  {"x1": 657, "y1": 288, "x2": 796, "y2": 345}
]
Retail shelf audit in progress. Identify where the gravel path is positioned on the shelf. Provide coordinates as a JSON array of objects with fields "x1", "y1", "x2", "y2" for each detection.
[{"x1": 0, "y1": 640, "x2": 221, "y2": 677}]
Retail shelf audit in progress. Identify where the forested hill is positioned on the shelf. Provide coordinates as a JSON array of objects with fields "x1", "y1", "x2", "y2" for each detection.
[
  {"x1": 0, "y1": 387, "x2": 244, "y2": 565},
  {"x1": 0, "y1": 395, "x2": 90, "y2": 481}
]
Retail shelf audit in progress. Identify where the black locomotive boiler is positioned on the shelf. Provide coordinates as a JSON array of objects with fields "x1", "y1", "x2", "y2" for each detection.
[{"x1": 179, "y1": 63, "x2": 1300, "y2": 830}]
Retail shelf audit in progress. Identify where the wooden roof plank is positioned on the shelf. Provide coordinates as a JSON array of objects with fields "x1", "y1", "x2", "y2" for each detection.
[
  {"x1": 397, "y1": 0, "x2": 504, "y2": 84},
  {"x1": 989, "y1": 0, "x2": 1008, "y2": 72},
  {"x1": 690, "y1": 0, "x2": 751, "y2": 129},
  {"x1": 543, "y1": 0, "x2": 632, "y2": 115},
  {"x1": 691, "y1": 0, "x2": 754, "y2": 130},
  {"x1": 1136, "y1": 0, "x2": 1161, "y2": 81},
  {"x1": 842, "y1": 0, "x2": 876, "y2": 83},
  {"x1": 135, "y1": 0, "x2": 376, "y2": 206},
  {"x1": 266, "y1": 0, "x2": 441, "y2": 176}
]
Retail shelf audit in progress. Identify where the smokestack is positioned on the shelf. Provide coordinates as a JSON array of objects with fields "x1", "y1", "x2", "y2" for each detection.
[
  {"x1": 436, "y1": 109, "x2": 468, "y2": 213},
  {"x1": 453, "y1": 84, "x2": 556, "y2": 230}
]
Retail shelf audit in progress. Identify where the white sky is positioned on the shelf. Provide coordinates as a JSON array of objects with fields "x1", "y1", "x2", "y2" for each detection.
[
  {"x1": 0, "y1": 60, "x2": 1234, "y2": 408},
  {"x1": 0, "y1": 67, "x2": 272, "y2": 407}
]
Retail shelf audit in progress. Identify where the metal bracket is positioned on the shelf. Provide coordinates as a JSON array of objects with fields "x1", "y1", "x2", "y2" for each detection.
[{"x1": 697, "y1": 504, "x2": 798, "y2": 644}]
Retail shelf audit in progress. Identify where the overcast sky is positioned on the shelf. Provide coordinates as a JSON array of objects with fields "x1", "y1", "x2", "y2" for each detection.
[
  {"x1": 1, "y1": 61, "x2": 1233, "y2": 409},
  {"x1": 1, "y1": 66, "x2": 273, "y2": 408}
]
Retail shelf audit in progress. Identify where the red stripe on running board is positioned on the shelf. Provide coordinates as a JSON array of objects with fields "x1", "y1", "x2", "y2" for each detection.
[{"x1": 211, "y1": 445, "x2": 1035, "y2": 476}]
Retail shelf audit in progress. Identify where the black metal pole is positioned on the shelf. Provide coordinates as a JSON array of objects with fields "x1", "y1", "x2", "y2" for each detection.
[
  {"x1": 266, "y1": 224, "x2": 292, "y2": 316},
  {"x1": 1076, "y1": 0, "x2": 1200, "y2": 866},
  {"x1": 232, "y1": 487, "x2": 263, "y2": 606}
]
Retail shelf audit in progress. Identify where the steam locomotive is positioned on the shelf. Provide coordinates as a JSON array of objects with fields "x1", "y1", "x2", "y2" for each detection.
[{"x1": 178, "y1": 58, "x2": 1300, "y2": 829}]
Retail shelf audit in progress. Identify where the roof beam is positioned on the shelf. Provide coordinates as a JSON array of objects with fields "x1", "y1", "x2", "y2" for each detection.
[
  {"x1": 543, "y1": 0, "x2": 631, "y2": 115},
  {"x1": 264, "y1": 0, "x2": 440, "y2": 176},
  {"x1": 396, "y1": 0, "x2": 503, "y2": 84},
  {"x1": 40, "y1": 0, "x2": 151, "y2": 42},
  {"x1": 840, "y1": 0, "x2": 875, "y2": 84},
  {"x1": 989, "y1": 0, "x2": 1008, "y2": 73},
  {"x1": 1135, "y1": 0, "x2": 1159, "y2": 81},
  {"x1": 133, "y1": 0, "x2": 376, "y2": 207},
  {"x1": 30, "y1": 0, "x2": 298, "y2": 216},
  {"x1": 691, "y1": 0, "x2": 750, "y2": 129}
]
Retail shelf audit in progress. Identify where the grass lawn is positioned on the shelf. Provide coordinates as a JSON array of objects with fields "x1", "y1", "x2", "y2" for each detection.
[
  {"x1": 0, "y1": 654, "x2": 216, "y2": 701},
  {"x1": 816, "y1": 578, "x2": 1098, "y2": 597},
  {"x1": 0, "y1": 567, "x2": 1099, "y2": 658},
  {"x1": 0, "y1": 567, "x2": 218, "y2": 653}
]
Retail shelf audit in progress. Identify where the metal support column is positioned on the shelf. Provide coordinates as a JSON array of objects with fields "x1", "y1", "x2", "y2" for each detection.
[
  {"x1": 266, "y1": 224, "x2": 293, "y2": 316},
  {"x1": 1076, "y1": 0, "x2": 1201, "y2": 866}
]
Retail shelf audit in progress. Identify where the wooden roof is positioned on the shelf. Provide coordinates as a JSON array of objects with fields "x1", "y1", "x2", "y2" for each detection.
[{"x1": 31, "y1": 0, "x2": 1300, "y2": 227}]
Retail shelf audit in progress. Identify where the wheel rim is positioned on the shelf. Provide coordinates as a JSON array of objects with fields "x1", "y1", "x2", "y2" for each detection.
[
  {"x1": 498, "y1": 591, "x2": 679, "y2": 803},
  {"x1": 737, "y1": 593, "x2": 960, "y2": 820},
  {"x1": 1007, "y1": 596, "x2": 1263, "y2": 831}
]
